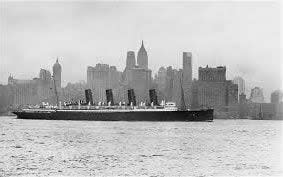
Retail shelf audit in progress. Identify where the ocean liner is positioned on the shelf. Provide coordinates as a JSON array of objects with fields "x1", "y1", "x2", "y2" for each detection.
[{"x1": 13, "y1": 76, "x2": 213, "y2": 121}]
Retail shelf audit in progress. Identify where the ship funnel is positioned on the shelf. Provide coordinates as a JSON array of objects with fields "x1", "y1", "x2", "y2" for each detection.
[
  {"x1": 127, "y1": 89, "x2": 136, "y2": 106},
  {"x1": 149, "y1": 89, "x2": 158, "y2": 106},
  {"x1": 85, "y1": 89, "x2": 93, "y2": 105},
  {"x1": 106, "y1": 89, "x2": 114, "y2": 106}
]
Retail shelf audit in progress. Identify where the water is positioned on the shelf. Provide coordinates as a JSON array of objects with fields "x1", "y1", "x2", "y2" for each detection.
[{"x1": 0, "y1": 116, "x2": 282, "y2": 176}]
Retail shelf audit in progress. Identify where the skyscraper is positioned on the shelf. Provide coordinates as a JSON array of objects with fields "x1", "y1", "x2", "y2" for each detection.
[
  {"x1": 52, "y1": 59, "x2": 62, "y2": 90},
  {"x1": 125, "y1": 67, "x2": 152, "y2": 104},
  {"x1": 39, "y1": 69, "x2": 52, "y2": 81},
  {"x1": 233, "y1": 76, "x2": 245, "y2": 102},
  {"x1": 121, "y1": 41, "x2": 152, "y2": 104},
  {"x1": 126, "y1": 51, "x2": 136, "y2": 69},
  {"x1": 155, "y1": 66, "x2": 167, "y2": 93},
  {"x1": 182, "y1": 52, "x2": 192, "y2": 81},
  {"x1": 87, "y1": 63, "x2": 122, "y2": 103},
  {"x1": 172, "y1": 69, "x2": 182, "y2": 107},
  {"x1": 165, "y1": 66, "x2": 174, "y2": 101},
  {"x1": 182, "y1": 52, "x2": 192, "y2": 108},
  {"x1": 137, "y1": 40, "x2": 148, "y2": 69},
  {"x1": 38, "y1": 69, "x2": 53, "y2": 104},
  {"x1": 7, "y1": 77, "x2": 39, "y2": 106},
  {"x1": 250, "y1": 87, "x2": 264, "y2": 103},
  {"x1": 270, "y1": 90, "x2": 283, "y2": 104},
  {"x1": 193, "y1": 66, "x2": 238, "y2": 110}
]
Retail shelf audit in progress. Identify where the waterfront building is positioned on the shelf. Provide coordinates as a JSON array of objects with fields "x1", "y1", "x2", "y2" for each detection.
[
  {"x1": 155, "y1": 52, "x2": 192, "y2": 107},
  {"x1": 7, "y1": 59, "x2": 61, "y2": 107},
  {"x1": 137, "y1": 41, "x2": 148, "y2": 69},
  {"x1": 8, "y1": 76, "x2": 39, "y2": 106},
  {"x1": 109, "y1": 66, "x2": 121, "y2": 89},
  {"x1": 124, "y1": 66, "x2": 152, "y2": 104},
  {"x1": 38, "y1": 69, "x2": 53, "y2": 103},
  {"x1": 270, "y1": 90, "x2": 283, "y2": 104},
  {"x1": 87, "y1": 64, "x2": 110, "y2": 103},
  {"x1": 61, "y1": 81, "x2": 87, "y2": 103},
  {"x1": 0, "y1": 84, "x2": 13, "y2": 114},
  {"x1": 191, "y1": 78, "x2": 199, "y2": 109},
  {"x1": 172, "y1": 69, "x2": 182, "y2": 107},
  {"x1": 192, "y1": 66, "x2": 238, "y2": 110},
  {"x1": 87, "y1": 63, "x2": 122, "y2": 103},
  {"x1": 243, "y1": 102, "x2": 283, "y2": 120},
  {"x1": 120, "y1": 41, "x2": 152, "y2": 104},
  {"x1": 113, "y1": 83, "x2": 128, "y2": 104},
  {"x1": 238, "y1": 90, "x2": 283, "y2": 119},
  {"x1": 155, "y1": 66, "x2": 167, "y2": 94},
  {"x1": 233, "y1": 76, "x2": 245, "y2": 102},
  {"x1": 250, "y1": 87, "x2": 264, "y2": 103},
  {"x1": 164, "y1": 66, "x2": 174, "y2": 101}
]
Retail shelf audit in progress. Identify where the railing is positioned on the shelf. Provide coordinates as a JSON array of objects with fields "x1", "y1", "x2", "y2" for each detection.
[{"x1": 21, "y1": 104, "x2": 169, "y2": 111}]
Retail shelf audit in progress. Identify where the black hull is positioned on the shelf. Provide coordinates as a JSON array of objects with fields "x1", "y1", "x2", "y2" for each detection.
[{"x1": 13, "y1": 109, "x2": 213, "y2": 122}]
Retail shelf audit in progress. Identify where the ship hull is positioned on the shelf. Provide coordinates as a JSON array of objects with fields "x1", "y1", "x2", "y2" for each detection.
[{"x1": 13, "y1": 109, "x2": 213, "y2": 121}]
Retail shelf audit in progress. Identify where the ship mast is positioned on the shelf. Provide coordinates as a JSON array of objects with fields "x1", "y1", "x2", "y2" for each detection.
[
  {"x1": 179, "y1": 72, "x2": 187, "y2": 111},
  {"x1": 52, "y1": 75, "x2": 59, "y2": 107}
]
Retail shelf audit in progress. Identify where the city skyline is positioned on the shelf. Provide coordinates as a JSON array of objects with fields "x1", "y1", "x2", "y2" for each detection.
[{"x1": 0, "y1": 1, "x2": 281, "y2": 100}]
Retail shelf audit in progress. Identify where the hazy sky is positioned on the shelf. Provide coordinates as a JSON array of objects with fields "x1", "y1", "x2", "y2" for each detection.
[{"x1": 0, "y1": 1, "x2": 281, "y2": 101}]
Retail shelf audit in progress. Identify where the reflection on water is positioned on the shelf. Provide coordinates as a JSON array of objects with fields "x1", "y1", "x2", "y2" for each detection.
[{"x1": 0, "y1": 116, "x2": 282, "y2": 176}]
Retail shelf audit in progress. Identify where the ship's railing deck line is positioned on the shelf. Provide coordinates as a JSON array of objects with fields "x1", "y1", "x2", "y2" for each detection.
[
  {"x1": 19, "y1": 108, "x2": 213, "y2": 113},
  {"x1": 21, "y1": 107, "x2": 181, "y2": 113},
  {"x1": 58, "y1": 109, "x2": 178, "y2": 112}
]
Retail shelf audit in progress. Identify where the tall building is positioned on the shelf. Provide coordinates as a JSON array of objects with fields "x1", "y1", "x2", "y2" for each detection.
[
  {"x1": 164, "y1": 66, "x2": 174, "y2": 101},
  {"x1": 126, "y1": 51, "x2": 136, "y2": 69},
  {"x1": 0, "y1": 84, "x2": 13, "y2": 113},
  {"x1": 8, "y1": 76, "x2": 40, "y2": 106},
  {"x1": 155, "y1": 66, "x2": 167, "y2": 93},
  {"x1": 53, "y1": 59, "x2": 62, "y2": 91},
  {"x1": 233, "y1": 76, "x2": 245, "y2": 102},
  {"x1": 137, "y1": 41, "x2": 148, "y2": 69},
  {"x1": 182, "y1": 52, "x2": 192, "y2": 108},
  {"x1": 38, "y1": 69, "x2": 53, "y2": 103},
  {"x1": 39, "y1": 68, "x2": 51, "y2": 81},
  {"x1": 191, "y1": 78, "x2": 199, "y2": 109},
  {"x1": 87, "y1": 63, "x2": 122, "y2": 103},
  {"x1": 124, "y1": 66, "x2": 152, "y2": 104},
  {"x1": 120, "y1": 41, "x2": 152, "y2": 104},
  {"x1": 172, "y1": 69, "x2": 182, "y2": 107},
  {"x1": 8, "y1": 68, "x2": 54, "y2": 106},
  {"x1": 7, "y1": 62, "x2": 61, "y2": 107},
  {"x1": 198, "y1": 65, "x2": 226, "y2": 81},
  {"x1": 192, "y1": 66, "x2": 238, "y2": 110},
  {"x1": 250, "y1": 87, "x2": 264, "y2": 103},
  {"x1": 270, "y1": 90, "x2": 282, "y2": 104}
]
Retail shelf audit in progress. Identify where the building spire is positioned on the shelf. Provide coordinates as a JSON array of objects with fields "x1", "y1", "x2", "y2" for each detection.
[
  {"x1": 140, "y1": 40, "x2": 146, "y2": 51},
  {"x1": 137, "y1": 40, "x2": 148, "y2": 69}
]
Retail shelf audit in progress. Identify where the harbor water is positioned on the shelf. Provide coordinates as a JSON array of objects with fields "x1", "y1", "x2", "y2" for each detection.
[{"x1": 0, "y1": 116, "x2": 282, "y2": 176}]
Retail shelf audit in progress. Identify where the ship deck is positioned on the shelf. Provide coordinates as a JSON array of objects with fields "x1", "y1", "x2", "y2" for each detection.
[{"x1": 21, "y1": 108, "x2": 181, "y2": 113}]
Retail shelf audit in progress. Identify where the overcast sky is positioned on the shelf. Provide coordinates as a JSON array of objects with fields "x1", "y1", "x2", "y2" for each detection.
[{"x1": 0, "y1": 1, "x2": 281, "y2": 101}]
